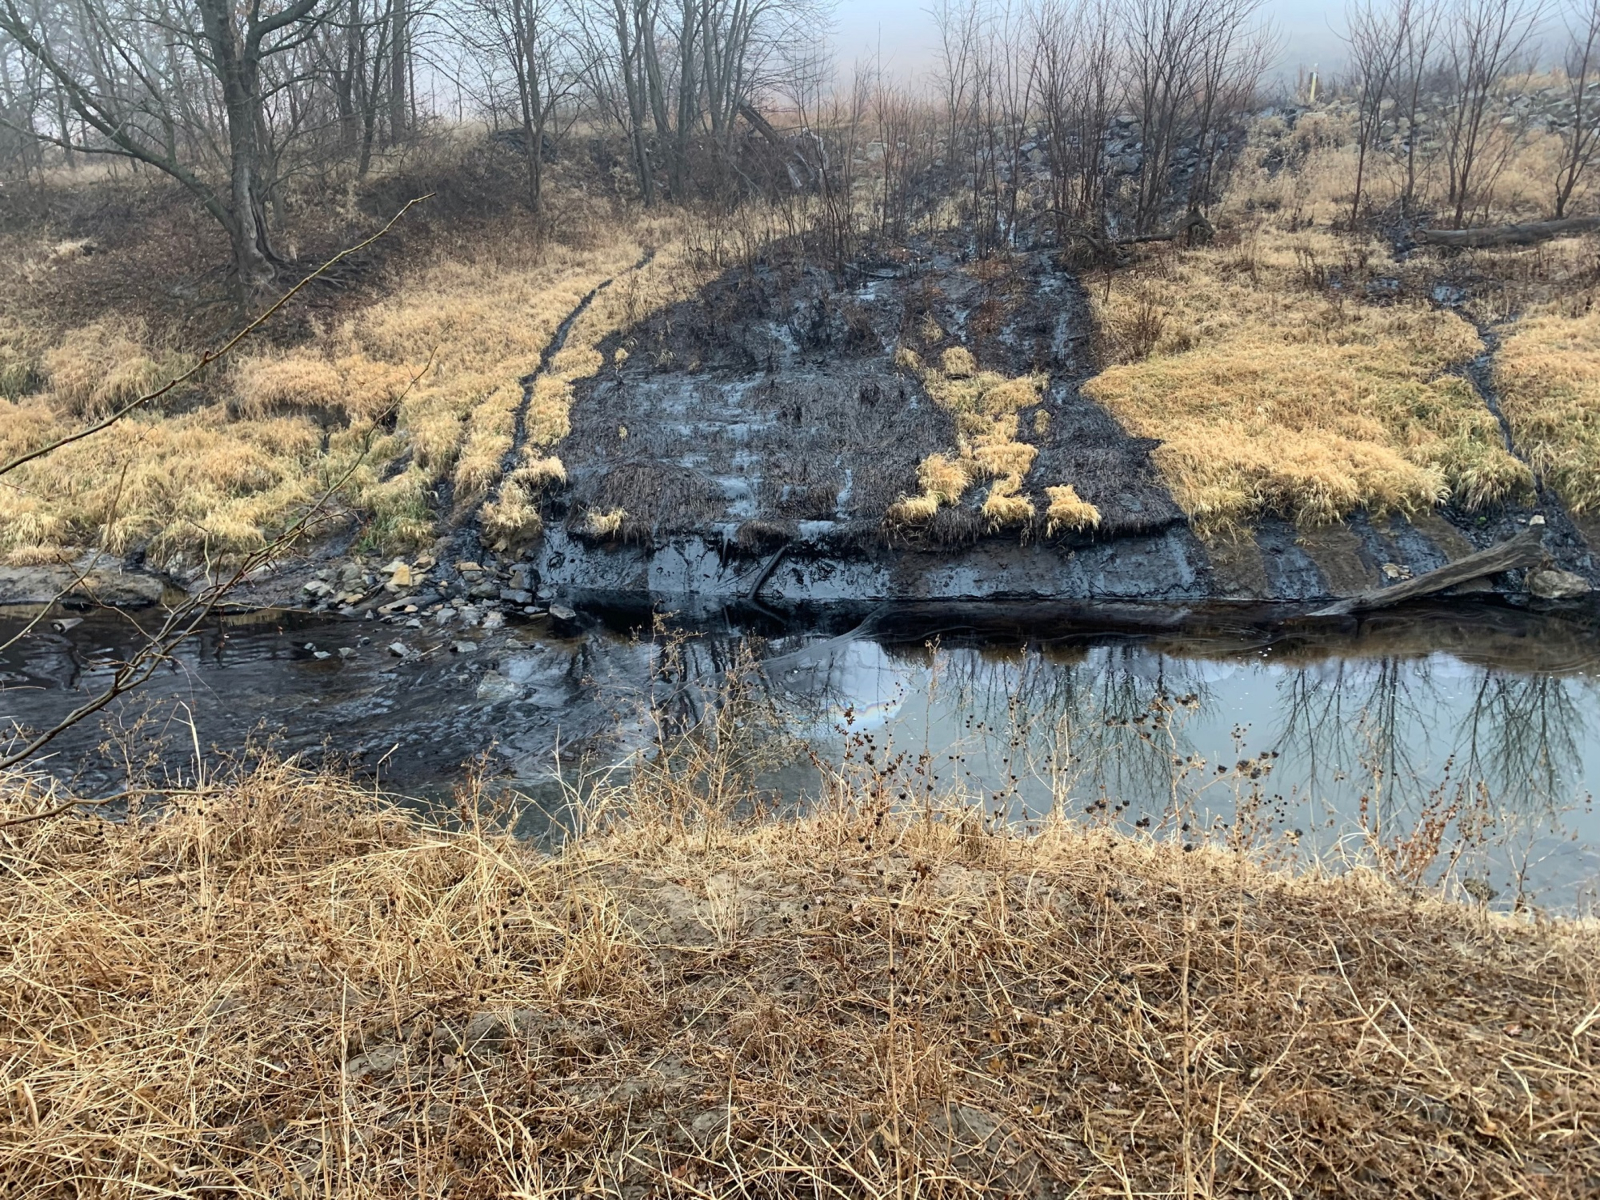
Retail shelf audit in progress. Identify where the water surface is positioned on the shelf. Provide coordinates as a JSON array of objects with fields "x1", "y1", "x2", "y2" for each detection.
[{"x1": 3, "y1": 601, "x2": 1595, "y2": 910}]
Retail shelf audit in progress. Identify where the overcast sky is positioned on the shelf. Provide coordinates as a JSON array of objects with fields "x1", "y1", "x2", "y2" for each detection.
[{"x1": 830, "y1": 1, "x2": 1350, "y2": 79}]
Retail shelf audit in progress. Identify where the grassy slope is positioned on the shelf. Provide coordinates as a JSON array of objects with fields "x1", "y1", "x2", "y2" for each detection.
[
  {"x1": 1, "y1": 758, "x2": 1596, "y2": 1196},
  {"x1": 1497, "y1": 301, "x2": 1600, "y2": 514},
  {"x1": 0, "y1": 207, "x2": 703, "y2": 566}
]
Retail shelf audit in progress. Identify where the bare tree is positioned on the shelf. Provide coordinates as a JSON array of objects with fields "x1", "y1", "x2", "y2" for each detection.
[
  {"x1": 1439, "y1": 0, "x2": 1545, "y2": 228},
  {"x1": 1033, "y1": 0, "x2": 1117, "y2": 245},
  {"x1": 1555, "y1": 0, "x2": 1600, "y2": 216},
  {"x1": 459, "y1": 0, "x2": 583, "y2": 211},
  {"x1": 1342, "y1": 0, "x2": 1406, "y2": 227},
  {"x1": 1393, "y1": 0, "x2": 1442, "y2": 216},
  {"x1": 0, "y1": 0, "x2": 334, "y2": 297},
  {"x1": 1121, "y1": 0, "x2": 1267, "y2": 236}
]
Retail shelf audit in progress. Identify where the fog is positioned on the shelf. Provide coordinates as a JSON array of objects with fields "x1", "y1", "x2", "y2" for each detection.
[{"x1": 833, "y1": 0, "x2": 1351, "y2": 78}]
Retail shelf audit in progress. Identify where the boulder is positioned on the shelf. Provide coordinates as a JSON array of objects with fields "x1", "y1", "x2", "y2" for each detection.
[{"x1": 1527, "y1": 568, "x2": 1591, "y2": 600}]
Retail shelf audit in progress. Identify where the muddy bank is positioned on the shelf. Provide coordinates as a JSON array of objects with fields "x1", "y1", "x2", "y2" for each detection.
[{"x1": 524, "y1": 244, "x2": 1597, "y2": 611}]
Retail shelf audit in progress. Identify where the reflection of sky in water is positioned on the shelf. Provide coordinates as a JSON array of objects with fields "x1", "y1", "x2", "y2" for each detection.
[{"x1": 761, "y1": 636, "x2": 1600, "y2": 912}]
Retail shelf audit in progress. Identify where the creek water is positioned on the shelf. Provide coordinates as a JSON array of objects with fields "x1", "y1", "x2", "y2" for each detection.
[{"x1": 2, "y1": 600, "x2": 1596, "y2": 912}]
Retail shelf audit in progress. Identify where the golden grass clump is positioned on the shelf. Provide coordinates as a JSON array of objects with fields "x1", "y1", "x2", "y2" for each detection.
[
  {"x1": 231, "y1": 352, "x2": 418, "y2": 422},
  {"x1": 479, "y1": 480, "x2": 544, "y2": 548},
  {"x1": 580, "y1": 506, "x2": 627, "y2": 540},
  {"x1": 1084, "y1": 232, "x2": 1533, "y2": 532},
  {"x1": 0, "y1": 753, "x2": 1596, "y2": 1198},
  {"x1": 979, "y1": 476, "x2": 1035, "y2": 528},
  {"x1": 1495, "y1": 301, "x2": 1600, "y2": 513},
  {"x1": 0, "y1": 319, "x2": 41, "y2": 400},
  {"x1": 1045, "y1": 483, "x2": 1102, "y2": 535},
  {"x1": 40, "y1": 319, "x2": 188, "y2": 418},
  {"x1": 890, "y1": 347, "x2": 1048, "y2": 528}
]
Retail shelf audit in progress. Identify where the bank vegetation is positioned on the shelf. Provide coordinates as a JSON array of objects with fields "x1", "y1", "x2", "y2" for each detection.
[{"x1": 1, "y1": 731, "x2": 1598, "y2": 1197}]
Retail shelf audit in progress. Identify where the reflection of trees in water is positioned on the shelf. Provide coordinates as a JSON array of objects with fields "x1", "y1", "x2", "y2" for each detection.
[
  {"x1": 1458, "y1": 671, "x2": 1594, "y2": 814},
  {"x1": 909, "y1": 641, "x2": 1217, "y2": 812},
  {"x1": 1271, "y1": 655, "x2": 1595, "y2": 821},
  {"x1": 1273, "y1": 657, "x2": 1434, "y2": 809}
]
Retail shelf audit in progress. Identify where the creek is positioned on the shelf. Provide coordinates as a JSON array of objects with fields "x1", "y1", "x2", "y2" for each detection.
[{"x1": 2, "y1": 600, "x2": 1596, "y2": 911}]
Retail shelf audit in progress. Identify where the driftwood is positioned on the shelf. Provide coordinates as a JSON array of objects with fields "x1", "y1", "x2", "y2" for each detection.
[
  {"x1": 1118, "y1": 212, "x2": 1215, "y2": 246},
  {"x1": 1052, "y1": 212, "x2": 1215, "y2": 264},
  {"x1": 1310, "y1": 527, "x2": 1546, "y2": 617},
  {"x1": 1415, "y1": 216, "x2": 1600, "y2": 248}
]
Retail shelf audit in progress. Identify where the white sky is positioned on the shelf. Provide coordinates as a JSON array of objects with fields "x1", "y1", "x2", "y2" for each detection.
[{"x1": 829, "y1": 1, "x2": 1350, "y2": 79}]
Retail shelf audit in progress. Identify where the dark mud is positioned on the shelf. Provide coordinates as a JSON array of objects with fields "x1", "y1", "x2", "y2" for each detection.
[{"x1": 529, "y1": 244, "x2": 1598, "y2": 611}]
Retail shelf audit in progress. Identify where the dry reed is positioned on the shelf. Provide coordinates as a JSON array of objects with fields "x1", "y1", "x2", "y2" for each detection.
[{"x1": 1, "y1": 741, "x2": 1595, "y2": 1198}]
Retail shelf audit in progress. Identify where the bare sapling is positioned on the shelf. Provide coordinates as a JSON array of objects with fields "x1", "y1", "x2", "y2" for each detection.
[
  {"x1": 1343, "y1": 0, "x2": 1407, "y2": 228},
  {"x1": 1555, "y1": 0, "x2": 1600, "y2": 216},
  {"x1": 1439, "y1": 0, "x2": 1545, "y2": 229}
]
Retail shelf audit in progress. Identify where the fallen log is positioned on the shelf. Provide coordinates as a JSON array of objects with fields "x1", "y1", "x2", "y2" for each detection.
[
  {"x1": 1118, "y1": 212, "x2": 1215, "y2": 246},
  {"x1": 1415, "y1": 215, "x2": 1600, "y2": 248},
  {"x1": 1309, "y1": 527, "x2": 1546, "y2": 617}
]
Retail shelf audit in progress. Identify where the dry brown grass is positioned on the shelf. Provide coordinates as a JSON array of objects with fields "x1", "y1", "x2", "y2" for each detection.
[
  {"x1": 1495, "y1": 298, "x2": 1600, "y2": 513},
  {"x1": 1, "y1": 742, "x2": 1596, "y2": 1198},
  {"x1": 1044, "y1": 484, "x2": 1101, "y2": 536},
  {"x1": 1084, "y1": 231, "x2": 1533, "y2": 533},
  {"x1": 0, "y1": 212, "x2": 697, "y2": 564}
]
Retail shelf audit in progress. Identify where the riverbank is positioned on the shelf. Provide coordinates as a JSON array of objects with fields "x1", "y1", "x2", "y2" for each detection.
[{"x1": 3, "y1": 757, "x2": 1596, "y2": 1196}]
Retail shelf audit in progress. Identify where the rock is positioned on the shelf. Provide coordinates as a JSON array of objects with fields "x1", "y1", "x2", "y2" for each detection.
[
  {"x1": 389, "y1": 563, "x2": 414, "y2": 588},
  {"x1": 1529, "y1": 514, "x2": 1546, "y2": 526},
  {"x1": 313, "y1": 650, "x2": 332, "y2": 660},
  {"x1": 338, "y1": 647, "x2": 356, "y2": 659},
  {"x1": 456, "y1": 561, "x2": 484, "y2": 576},
  {"x1": 451, "y1": 640, "x2": 478, "y2": 653},
  {"x1": 344, "y1": 1045, "x2": 410, "y2": 1081},
  {"x1": 469, "y1": 581, "x2": 499, "y2": 600},
  {"x1": 481, "y1": 610, "x2": 505, "y2": 631},
  {"x1": 548, "y1": 603, "x2": 578, "y2": 632},
  {"x1": 387, "y1": 642, "x2": 410, "y2": 658},
  {"x1": 302, "y1": 579, "x2": 335, "y2": 598},
  {"x1": 475, "y1": 672, "x2": 523, "y2": 702},
  {"x1": 499, "y1": 588, "x2": 533, "y2": 605},
  {"x1": 1528, "y1": 568, "x2": 1590, "y2": 600}
]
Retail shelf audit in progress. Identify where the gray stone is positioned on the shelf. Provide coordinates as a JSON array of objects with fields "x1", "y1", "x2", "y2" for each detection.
[
  {"x1": 475, "y1": 671, "x2": 523, "y2": 702},
  {"x1": 1528, "y1": 568, "x2": 1590, "y2": 600}
]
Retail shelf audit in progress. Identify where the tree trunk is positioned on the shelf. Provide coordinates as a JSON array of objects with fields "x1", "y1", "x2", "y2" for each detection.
[
  {"x1": 195, "y1": 0, "x2": 279, "y2": 298},
  {"x1": 388, "y1": 0, "x2": 408, "y2": 143},
  {"x1": 1416, "y1": 216, "x2": 1600, "y2": 247}
]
